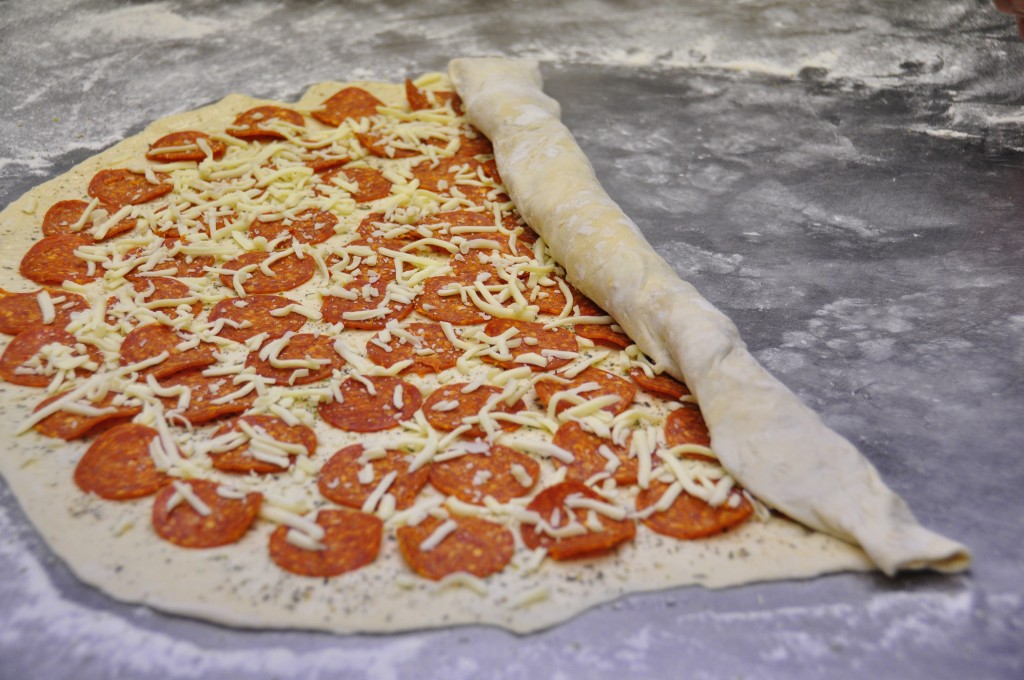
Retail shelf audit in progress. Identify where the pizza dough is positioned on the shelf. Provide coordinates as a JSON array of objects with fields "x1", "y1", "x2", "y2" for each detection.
[{"x1": 0, "y1": 64, "x2": 963, "y2": 636}]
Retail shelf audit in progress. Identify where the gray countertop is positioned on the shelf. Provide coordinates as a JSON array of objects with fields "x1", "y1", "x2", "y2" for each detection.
[{"x1": 1, "y1": 1, "x2": 1022, "y2": 678}]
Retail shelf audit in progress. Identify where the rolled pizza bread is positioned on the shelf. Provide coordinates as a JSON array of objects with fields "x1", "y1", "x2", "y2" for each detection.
[{"x1": 448, "y1": 57, "x2": 970, "y2": 575}]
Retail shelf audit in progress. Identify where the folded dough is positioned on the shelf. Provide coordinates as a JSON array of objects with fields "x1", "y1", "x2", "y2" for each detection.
[{"x1": 448, "y1": 57, "x2": 970, "y2": 576}]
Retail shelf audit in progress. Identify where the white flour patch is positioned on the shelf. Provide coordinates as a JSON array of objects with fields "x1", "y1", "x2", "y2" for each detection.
[{"x1": 61, "y1": 2, "x2": 223, "y2": 42}]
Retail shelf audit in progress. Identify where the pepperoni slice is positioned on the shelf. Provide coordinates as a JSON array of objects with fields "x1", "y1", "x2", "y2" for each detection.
[
  {"x1": 245, "y1": 333, "x2": 343, "y2": 385},
  {"x1": 396, "y1": 515, "x2": 514, "y2": 581},
  {"x1": 146, "y1": 130, "x2": 226, "y2": 162},
  {"x1": 351, "y1": 213, "x2": 420, "y2": 251},
  {"x1": 34, "y1": 391, "x2": 141, "y2": 441},
  {"x1": 311, "y1": 87, "x2": 385, "y2": 126},
  {"x1": 158, "y1": 369, "x2": 256, "y2": 424},
  {"x1": 364, "y1": 322, "x2": 459, "y2": 376},
  {"x1": 127, "y1": 239, "x2": 216, "y2": 278},
  {"x1": 248, "y1": 209, "x2": 338, "y2": 245},
  {"x1": 429, "y1": 445, "x2": 538, "y2": 504},
  {"x1": 422, "y1": 383, "x2": 524, "y2": 440},
  {"x1": 321, "y1": 166, "x2": 392, "y2": 203},
  {"x1": 209, "y1": 414, "x2": 316, "y2": 474},
  {"x1": 318, "y1": 376, "x2": 422, "y2": 432},
  {"x1": 228, "y1": 106, "x2": 305, "y2": 140},
  {"x1": 320, "y1": 255, "x2": 413, "y2": 330},
  {"x1": 480, "y1": 318, "x2": 578, "y2": 372},
  {"x1": 552, "y1": 421, "x2": 638, "y2": 485},
  {"x1": 453, "y1": 130, "x2": 494, "y2": 159},
  {"x1": 19, "y1": 234, "x2": 97, "y2": 285},
  {"x1": 307, "y1": 153, "x2": 349, "y2": 173},
  {"x1": 665, "y1": 405, "x2": 712, "y2": 449},
  {"x1": 520, "y1": 481, "x2": 636, "y2": 561},
  {"x1": 636, "y1": 481, "x2": 753, "y2": 540},
  {"x1": 0, "y1": 289, "x2": 88, "y2": 335},
  {"x1": 119, "y1": 323, "x2": 216, "y2": 379},
  {"x1": 354, "y1": 131, "x2": 420, "y2": 159},
  {"x1": 415, "y1": 276, "x2": 490, "y2": 325},
  {"x1": 219, "y1": 251, "x2": 315, "y2": 294},
  {"x1": 41, "y1": 200, "x2": 136, "y2": 241},
  {"x1": 630, "y1": 366, "x2": 692, "y2": 400},
  {"x1": 525, "y1": 280, "x2": 600, "y2": 317},
  {"x1": 0, "y1": 327, "x2": 100, "y2": 387},
  {"x1": 152, "y1": 479, "x2": 262, "y2": 548},
  {"x1": 576, "y1": 323, "x2": 632, "y2": 350},
  {"x1": 534, "y1": 368, "x2": 636, "y2": 417},
  {"x1": 208, "y1": 295, "x2": 306, "y2": 343},
  {"x1": 114, "y1": 277, "x2": 203, "y2": 321},
  {"x1": 269, "y1": 508, "x2": 383, "y2": 577},
  {"x1": 74, "y1": 423, "x2": 170, "y2": 500},
  {"x1": 88, "y1": 168, "x2": 172, "y2": 207},
  {"x1": 411, "y1": 160, "x2": 461, "y2": 195},
  {"x1": 405, "y1": 79, "x2": 462, "y2": 112},
  {"x1": 318, "y1": 443, "x2": 429, "y2": 510}
]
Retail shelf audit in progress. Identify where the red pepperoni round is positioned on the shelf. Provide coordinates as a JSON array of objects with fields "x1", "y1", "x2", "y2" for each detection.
[
  {"x1": 229, "y1": 106, "x2": 305, "y2": 140},
  {"x1": 88, "y1": 168, "x2": 172, "y2": 207},
  {"x1": 127, "y1": 239, "x2": 216, "y2": 278},
  {"x1": 354, "y1": 131, "x2": 420, "y2": 159},
  {"x1": 321, "y1": 166, "x2": 392, "y2": 203},
  {"x1": 318, "y1": 376, "x2": 422, "y2": 432},
  {"x1": 453, "y1": 130, "x2": 494, "y2": 159},
  {"x1": 152, "y1": 479, "x2": 262, "y2": 548},
  {"x1": 411, "y1": 160, "x2": 461, "y2": 195},
  {"x1": 114, "y1": 277, "x2": 203, "y2": 321},
  {"x1": 665, "y1": 405, "x2": 712, "y2": 449},
  {"x1": 636, "y1": 481, "x2": 753, "y2": 540},
  {"x1": 422, "y1": 383, "x2": 524, "y2": 440},
  {"x1": 415, "y1": 276, "x2": 490, "y2": 325},
  {"x1": 576, "y1": 323, "x2": 632, "y2": 349},
  {"x1": 146, "y1": 130, "x2": 226, "y2": 162},
  {"x1": 405, "y1": 79, "x2": 462, "y2": 112},
  {"x1": 41, "y1": 200, "x2": 136, "y2": 241},
  {"x1": 351, "y1": 213, "x2": 419, "y2": 251},
  {"x1": 307, "y1": 153, "x2": 349, "y2": 173},
  {"x1": 480, "y1": 318, "x2": 578, "y2": 372},
  {"x1": 311, "y1": 87, "x2": 385, "y2": 126},
  {"x1": 534, "y1": 368, "x2": 636, "y2": 417},
  {"x1": 396, "y1": 515, "x2": 514, "y2": 581},
  {"x1": 157, "y1": 369, "x2": 256, "y2": 424},
  {"x1": 630, "y1": 366, "x2": 692, "y2": 401},
  {"x1": 552, "y1": 421, "x2": 638, "y2": 485},
  {"x1": 0, "y1": 327, "x2": 101, "y2": 387},
  {"x1": 119, "y1": 323, "x2": 216, "y2": 379},
  {"x1": 219, "y1": 251, "x2": 315, "y2": 294},
  {"x1": 248, "y1": 210, "x2": 338, "y2": 245},
  {"x1": 74, "y1": 423, "x2": 170, "y2": 500},
  {"x1": 364, "y1": 322, "x2": 459, "y2": 376},
  {"x1": 320, "y1": 256, "x2": 413, "y2": 330},
  {"x1": 19, "y1": 234, "x2": 97, "y2": 285},
  {"x1": 34, "y1": 391, "x2": 141, "y2": 441},
  {"x1": 530, "y1": 281, "x2": 605, "y2": 318},
  {"x1": 318, "y1": 444, "x2": 429, "y2": 510},
  {"x1": 520, "y1": 481, "x2": 636, "y2": 561},
  {"x1": 0, "y1": 289, "x2": 88, "y2": 335},
  {"x1": 210, "y1": 414, "x2": 317, "y2": 475},
  {"x1": 429, "y1": 444, "x2": 539, "y2": 504},
  {"x1": 269, "y1": 508, "x2": 383, "y2": 577},
  {"x1": 245, "y1": 333, "x2": 343, "y2": 385},
  {"x1": 208, "y1": 294, "x2": 306, "y2": 343}
]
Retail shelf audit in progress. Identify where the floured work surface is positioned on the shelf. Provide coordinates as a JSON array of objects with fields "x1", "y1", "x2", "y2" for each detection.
[{"x1": 0, "y1": 69, "x2": 962, "y2": 635}]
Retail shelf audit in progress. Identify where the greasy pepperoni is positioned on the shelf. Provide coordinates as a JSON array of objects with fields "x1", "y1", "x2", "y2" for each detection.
[
  {"x1": 34, "y1": 392, "x2": 141, "y2": 441},
  {"x1": 411, "y1": 160, "x2": 460, "y2": 194},
  {"x1": 119, "y1": 277, "x2": 203, "y2": 320},
  {"x1": 152, "y1": 479, "x2": 262, "y2": 548},
  {"x1": 449, "y1": 250, "x2": 502, "y2": 281},
  {"x1": 576, "y1": 323, "x2": 632, "y2": 350},
  {"x1": 19, "y1": 234, "x2": 97, "y2": 285},
  {"x1": 41, "y1": 200, "x2": 136, "y2": 241},
  {"x1": 415, "y1": 276, "x2": 490, "y2": 325},
  {"x1": 405, "y1": 79, "x2": 462, "y2": 112},
  {"x1": 321, "y1": 166, "x2": 392, "y2": 203},
  {"x1": 228, "y1": 106, "x2": 305, "y2": 140},
  {"x1": 520, "y1": 481, "x2": 636, "y2": 561},
  {"x1": 636, "y1": 481, "x2": 753, "y2": 540},
  {"x1": 126, "y1": 238, "x2": 215, "y2": 278},
  {"x1": 269, "y1": 508, "x2": 383, "y2": 577},
  {"x1": 318, "y1": 444, "x2": 429, "y2": 510},
  {"x1": 320, "y1": 256, "x2": 413, "y2": 330},
  {"x1": 88, "y1": 168, "x2": 172, "y2": 207},
  {"x1": 453, "y1": 130, "x2": 494, "y2": 159},
  {"x1": 364, "y1": 322, "x2": 459, "y2": 376},
  {"x1": 354, "y1": 131, "x2": 420, "y2": 159},
  {"x1": 311, "y1": 87, "x2": 384, "y2": 126},
  {"x1": 551, "y1": 421, "x2": 638, "y2": 485},
  {"x1": 119, "y1": 323, "x2": 216, "y2": 379},
  {"x1": 534, "y1": 368, "x2": 636, "y2": 417},
  {"x1": 146, "y1": 130, "x2": 226, "y2": 162},
  {"x1": 0, "y1": 289, "x2": 88, "y2": 335},
  {"x1": 158, "y1": 369, "x2": 256, "y2": 424},
  {"x1": 219, "y1": 251, "x2": 315, "y2": 294},
  {"x1": 318, "y1": 376, "x2": 422, "y2": 432},
  {"x1": 245, "y1": 333, "x2": 343, "y2": 385},
  {"x1": 351, "y1": 213, "x2": 419, "y2": 250},
  {"x1": 208, "y1": 294, "x2": 306, "y2": 343},
  {"x1": 421, "y1": 383, "x2": 523, "y2": 440},
  {"x1": 480, "y1": 318, "x2": 578, "y2": 372},
  {"x1": 665, "y1": 405, "x2": 712, "y2": 449},
  {"x1": 528, "y1": 280, "x2": 603, "y2": 317},
  {"x1": 248, "y1": 209, "x2": 338, "y2": 245},
  {"x1": 0, "y1": 327, "x2": 100, "y2": 387},
  {"x1": 307, "y1": 153, "x2": 349, "y2": 173},
  {"x1": 428, "y1": 445, "x2": 538, "y2": 504},
  {"x1": 630, "y1": 366, "x2": 692, "y2": 401},
  {"x1": 209, "y1": 414, "x2": 317, "y2": 475},
  {"x1": 74, "y1": 423, "x2": 170, "y2": 500},
  {"x1": 396, "y1": 515, "x2": 514, "y2": 581}
]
